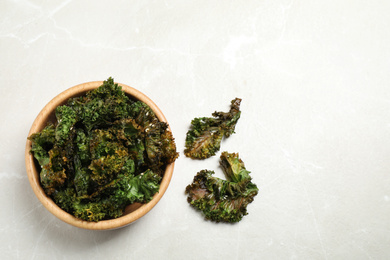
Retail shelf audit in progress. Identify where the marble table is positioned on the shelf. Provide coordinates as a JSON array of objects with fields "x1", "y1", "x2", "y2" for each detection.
[{"x1": 1, "y1": 0, "x2": 389, "y2": 259}]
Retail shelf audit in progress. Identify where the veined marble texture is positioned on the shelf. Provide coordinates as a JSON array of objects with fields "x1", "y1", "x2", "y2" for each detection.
[{"x1": 1, "y1": 0, "x2": 390, "y2": 259}]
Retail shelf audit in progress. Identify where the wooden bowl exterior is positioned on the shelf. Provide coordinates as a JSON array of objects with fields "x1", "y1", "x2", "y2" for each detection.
[{"x1": 25, "y1": 81, "x2": 175, "y2": 230}]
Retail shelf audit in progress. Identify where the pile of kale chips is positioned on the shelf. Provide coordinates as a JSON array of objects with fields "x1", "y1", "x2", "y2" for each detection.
[
  {"x1": 184, "y1": 98, "x2": 258, "y2": 223},
  {"x1": 29, "y1": 78, "x2": 178, "y2": 222}
]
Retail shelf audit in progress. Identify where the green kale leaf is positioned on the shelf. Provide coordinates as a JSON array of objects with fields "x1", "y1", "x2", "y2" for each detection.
[
  {"x1": 184, "y1": 98, "x2": 241, "y2": 159},
  {"x1": 29, "y1": 123, "x2": 56, "y2": 166},
  {"x1": 185, "y1": 152, "x2": 258, "y2": 223}
]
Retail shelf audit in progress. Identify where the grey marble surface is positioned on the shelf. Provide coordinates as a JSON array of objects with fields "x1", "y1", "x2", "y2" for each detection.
[{"x1": 1, "y1": 0, "x2": 390, "y2": 259}]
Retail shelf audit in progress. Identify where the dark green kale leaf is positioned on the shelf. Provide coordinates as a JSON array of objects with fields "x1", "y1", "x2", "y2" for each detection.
[
  {"x1": 40, "y1": 145, "x2": 68, "y2": 195},
  {"x1": 145, "y1": 121, "x2": 179, "y2": 175},
  {"x1": 28, "y1": 123, "x2": 56, "y2": 166},
  {"x1": 67, "y1": 77, "x2": 133, "y2": 131},
  {"x1": 28, "y1": 77, "x2": 178, "y2": 222},
  {"x1": 127, "y1": 100, "x2": 179, "y2": 174},
  {"x1": 129, "y1": 101, "x2": 159, "y2": 128},
  {"x1": 185, "y1": 152, "x2": 258, "y2": 223},
  {"x1": 73, "y1": 155, "x2": 90, "y2": 197},
  {"x1": 75, "y1": 129, "x2": 90, "y2": 164},
  {"x1": 184, "y1": 98, "x2": 241, "y2": 159},
  {"x1": 55, "y1": 105, "x2": 77, "y2": 145}
]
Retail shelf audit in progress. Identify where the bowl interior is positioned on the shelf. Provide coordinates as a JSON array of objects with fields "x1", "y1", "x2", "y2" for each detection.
[{"x1": 25, "y1": 81, "x2": 175, "y2": 230}]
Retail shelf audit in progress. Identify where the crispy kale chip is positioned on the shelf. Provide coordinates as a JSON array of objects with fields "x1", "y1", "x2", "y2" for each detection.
[
  {"x1": 185, "y1": 152, "x2": 258, "y2": 223},
  {"x1": 29, "y1": 123, "x2": 56, "y2": 166},
  {"x1": 28, "y1": 77, "x2": 178, "y2": 222},
  {"x1": 184, "y1": 98, "x2": 241, "y2": 159}
]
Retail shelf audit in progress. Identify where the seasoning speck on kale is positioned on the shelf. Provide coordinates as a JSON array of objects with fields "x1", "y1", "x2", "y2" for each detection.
[
  {"x1": 185, "y1": 152, "x2": 258, "y2": 223},
  {"x1": 184, "y1": 98, "x2": 241, "y2": 159},
  {"x1": 28, "y1": 77, "x2": 178, "y2": 222}
]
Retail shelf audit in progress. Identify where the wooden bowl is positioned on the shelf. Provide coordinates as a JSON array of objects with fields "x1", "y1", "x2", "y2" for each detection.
[{"x1": 25, "y1": 81, "x2": 175, "y2": 230}]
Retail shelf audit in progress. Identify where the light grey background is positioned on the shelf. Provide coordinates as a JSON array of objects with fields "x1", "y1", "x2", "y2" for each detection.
[{"x1": 1, "y1": 0, "x2": 390, "y2": 259}]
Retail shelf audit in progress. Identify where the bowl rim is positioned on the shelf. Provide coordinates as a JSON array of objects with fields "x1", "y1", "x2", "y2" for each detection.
[{"x1": 25, "y1": 81, "x2": 175, "y2": 230}]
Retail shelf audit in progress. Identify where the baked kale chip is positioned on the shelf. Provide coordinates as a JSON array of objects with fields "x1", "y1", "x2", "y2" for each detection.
[
  {"x1": 185, "y1": 152, "x2": 258, "y2": 223},
  {"x1": 29, "y1": 77, "x2": 178, "y2": 221},
  {"x1": 184, "y1": 98, "x2": 241, "y2": 159}
]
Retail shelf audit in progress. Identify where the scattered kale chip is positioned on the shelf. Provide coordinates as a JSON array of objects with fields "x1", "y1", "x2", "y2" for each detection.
[
  {"x1": 29, "y1": 77, "x2": 178, "y2": 222},
  {"x1": 185, "y1": 152, "x2": 258, "y2": 223},
  {"x1": 184, "y1": 98, "x2": 241, "y2": 159}
]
